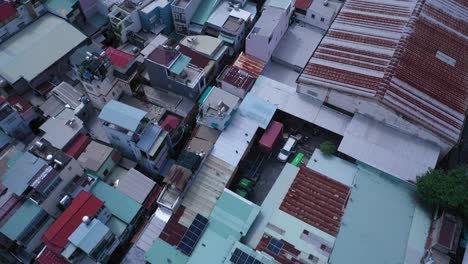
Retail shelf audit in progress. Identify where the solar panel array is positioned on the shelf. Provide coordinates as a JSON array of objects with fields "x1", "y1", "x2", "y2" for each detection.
[
  {"x1": 230, "y1": 248, "x2": 263, "y2": 264},
  {"x1": 177, "y1": 214, "x2": 208, "y2": 256},
  {"x1": 266, "y1": 238, "x2": 283, "y2": 255}
]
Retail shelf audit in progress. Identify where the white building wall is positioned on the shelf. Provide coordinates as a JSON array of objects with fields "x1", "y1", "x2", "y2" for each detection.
[{"x1": 295, "y1": 2, "x2": 338, "y2": 31}]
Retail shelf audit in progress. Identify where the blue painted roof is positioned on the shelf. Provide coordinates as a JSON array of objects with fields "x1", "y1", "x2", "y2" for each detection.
[
  {"x1": 329, "y1": 164, "x2": 432, "y2": 264},
  {"x1": 238, "y1": 93, "x2": 277, "y2": 129},
  {"x1": 137, "y1": 124, "x2": 162, "y2": 153},
  {"x1": 68, "y1": 218, "x2": 110, "y2": 254},
  {"x1": 99, "y1": 100, "x2": 147, "y2": 132},
  {"x1": 2, "y1": 152, "x2": 47, "y2": 195}
]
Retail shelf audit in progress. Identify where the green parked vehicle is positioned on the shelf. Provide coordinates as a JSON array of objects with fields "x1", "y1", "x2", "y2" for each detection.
[{"x1": 291, "y1": 152, "x2": 304, "y2": 166}]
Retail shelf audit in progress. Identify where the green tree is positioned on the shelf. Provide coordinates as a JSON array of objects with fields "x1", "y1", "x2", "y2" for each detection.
[
  {"x1": 416, "y1": 166, "x2": 468, "y2": 219},
  {"x1": 320, "y1": 141, "x2": 336, "y2": 156}
]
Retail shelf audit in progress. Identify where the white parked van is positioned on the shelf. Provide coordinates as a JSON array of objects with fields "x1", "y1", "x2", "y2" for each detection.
[{"x1": 277, "y1": 136, "x2": 298, "y2": 162}]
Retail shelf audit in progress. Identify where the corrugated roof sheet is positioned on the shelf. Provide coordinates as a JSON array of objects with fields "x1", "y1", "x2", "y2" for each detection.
[
  {"x1": 68, "y1": 218, "x2": 110, "y2": 254},
  {"x1": 7, "y1": 95, "x2": 32, "y2": 114},
  {"x1": 329, "y1": 164, "x2": 432, "y2": 264},
  {"x1": 0, "y1": 14, "x2": 86, "y2": 83},
  {"x1": 280, "y1": 166, "x2": 351, "y2": 236},
  {"x1": 116, "y1": 168, "x2": 156, "y2": 204},
  {"x1": 161, "y1": 115, "x2": 181, "y2": 132},
  {"x1": 299, "y1": 0, "x2": 468, "y2": 143},
  {"x1": 78, "y1": 140, "x2": 114, "y2": 172},
  {"x1": 65, "y1": 134, "x2": 91, "y2": 159},
  {"x1": 191, "y1": 0, "x2": 221, "y2": 25},
  {"x1": 218, "y1": 66, "x2": 256, "y2": 91},
  {"x1": 147, "y1": 45, "x2": 179, "y2": 67},
  {"x1": 169, "y1": 54, "x2": 192, "y2": 75},
  {"x1": 105, "y1": 47, "x2": 135, "y2": 69},
  {"x1": 41, "y1": 191, "x2": 103, "y2": 253},
  {"x1": 295, "y1": 0, "x2": 313, "y2": 9},
  {"x1": 99, "y1": 100, "x2": 147, "y2": 132},
  {"x1": 36, "y1": 247, "x2": 69, "y2": 264},
  {"x1": 238, "y1": 93, "x2": 276, "y2": 129},
  {"x1": 233, "y1": 52, "x2": 266, "y2": 78},
  {"x1": 2, "y1": 152, "x2": 47, "y2": 195},
  {"x1": 44, "y1": 0, "x2": 78, "y2": 17},
  {"x1": 0, "y1": 199, "x2": 43, "y2": 240},
  {"x1": 338, "y1": 114, "x2": 439, "y2": 183},
  {"x1": 91, "y1": 180, "x2": 141, "y2": 224}
]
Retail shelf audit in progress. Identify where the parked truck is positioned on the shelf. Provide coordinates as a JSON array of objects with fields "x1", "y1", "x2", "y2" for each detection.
[{"x1": 258, "y1": 120, "x2": 284, "y2": 153}]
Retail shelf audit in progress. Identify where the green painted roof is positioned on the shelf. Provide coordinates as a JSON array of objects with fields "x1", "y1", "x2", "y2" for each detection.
[
  {"x1": 169, "y1": 54, "x2": 191, "y2": 75},
  {"x1": 99, "y1": 100, "x2": 147, "y2": 132},
  {"x1": 45, "y1": 0, "x2": 78, "y2": 17},
  {"x1": 329, "y1": 164, "x2": 432, "y2": 264},
  {"x1": 145, "y1": 239, "x2": 189, "y2": 264},
  {"x1": 0, "y1": 199, "x2": 43, "y2": 240},
  {"x1": 91, "y1": 181, "x2": 141, "y2": 224},
  {"x1": 268, "y1": 0, "x2": 291, "y2": 9},
  {"x1": 191, "y1": 0, "x2": 221, "y2": 25},
  {"x1": 198, "y1": 86, "x2": 214, "y2": 104},
  {"x1": 188, "y1": 189, "x2": 260, "y2": 263}
]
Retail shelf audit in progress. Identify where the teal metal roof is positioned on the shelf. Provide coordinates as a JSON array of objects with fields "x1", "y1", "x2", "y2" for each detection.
[
  {"x1": 91, "y1": 181, "x2": 141, "y2": 224},
  {"x1": 191, "y1": 0, "x2": 221, "y2": 25},
  {"x1": 107, "y1": 216, "x2": 127, "y2": 238},
  {"x1": 0, "y1": 199, "x2": 43, "y2": 240},
  {"x1": 0, "y1": 14, "x2": 86, "y2": 83},
  {"x1": 44, "y1": 0, "x2": 78, "y2": 17},
  {"x1": 2, "y1": 152, "x2": 47, "y2": 195},
  {"x1": 169, "y1": 55, "x2": 191, "y2": 75},
  {"x1": 188, "y1": 189, "x2": 260, "y2": 263},
  {"x1": 268, "y1": 0, "x2": 291, "y2": 9},
  {"x1": 68, "y1": 218, "x2": 110, "y2": 254},
  {"x1": 238, "y1": 93, "x2": 277, "y2": 129},
  {"x1": 329, "y1": 164, "x2": 432, "y2": 264},
  {"x1": 0, "y1": 131, "x2": 10, "y2": 150},
  {"x1": 198, "y1": 86, "x2": 214, "y2": 104},
  {"x1": 218, "y1": 34, "x2": 235, "y2": 45},
  {"x1": 146, "y1": 239, "x2": 189, "y2": 264},
  {"x1": 99, "y1": 100, "x2": 147, "y2": 132}
]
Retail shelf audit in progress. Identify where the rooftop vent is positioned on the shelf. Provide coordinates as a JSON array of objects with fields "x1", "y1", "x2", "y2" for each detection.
[{"x1": 82, "y1": 216, "x2": 91, "y2": 225}]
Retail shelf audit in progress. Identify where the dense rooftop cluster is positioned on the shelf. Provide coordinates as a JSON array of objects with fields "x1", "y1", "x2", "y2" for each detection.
[{"x1": 0, "y1": 0, "x2": 466, "y2": 263}]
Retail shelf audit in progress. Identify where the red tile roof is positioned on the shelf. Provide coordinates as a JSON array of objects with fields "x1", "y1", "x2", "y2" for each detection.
[
  {"x1": 279, "y1": 167, "x2": 350, "y2": 236},
  {"x1": 36, "y1": 247, "x2": 69, "y2": 264},
  {"x1": 7, "y1": 95, "x2": 31, "y2": 113},
  {"x1": 64, "y1": 134, "x2": 91, "y2": 159},
  {"x1": 256, "y1": 234, "x2": 302, "y2": 264},
  {"x1": 105, "y1": 47, "x2": 135, "y2": 69},
  {"x1": 41, "y1": 191, "x2": 104, "y2": 253},
  {"x1": 233, "y1": 52, "x2": 266, "y2": 78},
  {"x1": 159, "y1": 206, "x2": 187, "y2": 246},
  {"x1": 218, "y1": 66, "x2": 256, "y2": 91},
  {"x1": 299, "y1": 0, "x2": 468, "y2": 143},
  {"x1": 179, "y1": 45, "x2": 210, "y2": 69},
  {"x1": 0, "y1": 2, "x2": 17, "y2": 23},
  {"x1": 161, "y1": 115, "x2": 181, "y2": 132},
  {"x1": 147, "y1": 45, "x2": 179, "y2": 66},
  {"x1": 295, "y1": 0, "x2": 313, "y2": 9}
]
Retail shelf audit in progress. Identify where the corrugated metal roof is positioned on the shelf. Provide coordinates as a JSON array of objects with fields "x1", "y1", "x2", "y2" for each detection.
[
  {"x1": 135, "y1": 207, "x2": 171, "y2": 252},
  {"x1": 0, "y1": 14, "x2": 86, "y2": 83},
  {"x1": 40, "y1": 108, "x2": 84, "y2": 149},
  {"x1": 238, "y1": 93, "x2": 276, "y2": 129},
  {"x1": 91, "y1": 180, "x2": 141, "y2": 224},
  {"x1": 0, "y1": 199, "x2": 43, "y2": 240},
  {"x1": 105, "y1": 47, "x2": 134, "y2": 69},
  {"x1": 68, "y1": 218, "x2": 110, "y2": 254},
  {"x1": 233, "y1": 52, "x2": 266, "y2": 78},
  {"x1": 65, "y1": 134, "x2": 91, "y2": 159},
  {"x1": 218, "y1": 66, "x2": 256, "y2": 91},
  {"x1": 338, "y1": 114, "x2": 440, "y2": 183},
  {"x1": 116, "y1": 168, "x2": 156, "y2": 204},
  {"x1": 2, "y1": 152, "x2": 47, "y2": 195},
  {"x1": 41, "y1": 191, "x2": 103, "y2": 253},
  {"x1": 295, "y1": 0, "x2": 313, "y2": 9},
  {"x1": 78, "y1": 140, "x2": 114, "y2": 172},
  {"x1": 299, "y1": 0, "x2": 468, "y2": 144},
  {"x1": 0, "y1": 2, "x2": 17, "y2": 23},
  {"x1": 268, "y1": 0, "x2": 292, "y2": 10},
  {"x1": 146, "y1": 238, "x2": 189, "y2": 264},
  {"x1": 329, "y1": 164, "x2": 432, "y2": 264},
  {"x1": 137, "y1": 124, "x2": 163, "y2": 153},
  {"x1": 280, "y1": 166, "x2": 351, "y2": 236},
  {"x1": 36, "y1": 247, "x2": 69, "y2": 264},
  {"x1": 191, "y1": 0, "x2": 222, "y2": 25},
  {"x1": 211, "y1": 114, "x2": 259, "y2": 167},
  {"x1": 169, "y1": 54, "x2": 192, "y2": 75},
  {"x1": 180, "y1": 155, "x2": 236, "y2": 226},
  {"x1": 44, "y1": 0, "x2": 78, "y2": 17},
  {"x1": 99, "y1": 100, "x2": 147, "y2": 132}
]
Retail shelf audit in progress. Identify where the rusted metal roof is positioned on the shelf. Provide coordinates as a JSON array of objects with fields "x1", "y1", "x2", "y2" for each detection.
[
  {"x1": 256, "y1": 233, "x2": 302, "y2": 264},
  {"x1": 233, "y1": 52, "x2": 266, "y2": 78},
  {"x1": 218, "y1": 66, "x2": 256, "y2": 91},
  {"x1": 279, "y1": 167, "x2": 350, "y2": 236},
  {"x1": 299, "y1": 0, "x2": 468, "y2": 143}
]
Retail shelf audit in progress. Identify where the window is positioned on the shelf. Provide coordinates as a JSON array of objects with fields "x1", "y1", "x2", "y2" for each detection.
[
  {"x1": 267, "y1": 238, "x2": 284, "y2": 255},
  {"x1": 103, "y1": 169, "x2": 110, "y2": 176},
  {"x1": 112, "y1": 91, "x2": 116, "y2": 97},
  {"x1": 311, "y1": 14, "x2": 315, "y2": 19},
  {"x1": 268, "y1": 34, "x2": 272, "y2": 43},
  {"x1": 321, "y1": 17, "x2": 325, "y2": 22}
]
